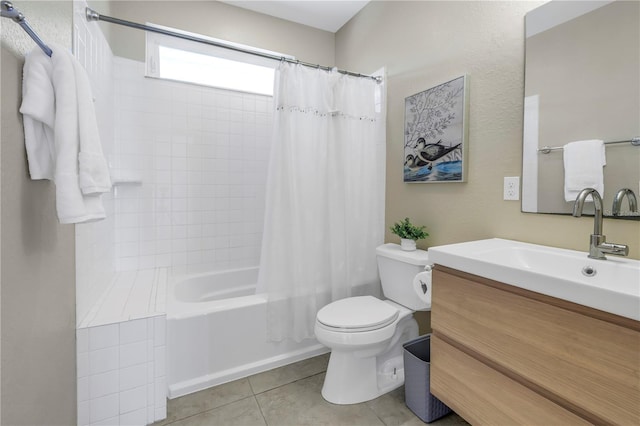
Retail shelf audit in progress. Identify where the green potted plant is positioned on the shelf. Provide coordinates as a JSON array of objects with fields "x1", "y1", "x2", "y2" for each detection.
[{"x1": 390, "y1": 217, "x2": 428, "y2": 251}]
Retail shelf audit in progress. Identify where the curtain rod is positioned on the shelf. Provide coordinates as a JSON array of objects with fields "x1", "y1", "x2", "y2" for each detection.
[
  {"x1": 538, "y1": 137, "x2": 640, "y2": 154},
  {"x1": 1, "y1": 1, "x2": 53, "y2": 57},
  {"x1": 85, "y1": 7, "x2": 381, "y2": 83}
]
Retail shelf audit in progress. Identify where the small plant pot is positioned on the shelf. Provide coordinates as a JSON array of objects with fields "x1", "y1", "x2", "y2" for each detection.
[{"x1": 401, "y1": 238, "x2": 417, "y2": 251}]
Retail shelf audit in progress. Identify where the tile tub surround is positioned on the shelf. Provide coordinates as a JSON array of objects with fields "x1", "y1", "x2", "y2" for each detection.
[
  {"x1": 78, "y1": 317, "x2": 167, "y2": 426},
  {"x1": 112, "y1": 57, "x2": 273, "y2": 275},
  {"x1": 153, "y1": 354, "x2": 468, "y2": 426},
  {"x1": 73, "y1": 0, "x2": 117, "y2": 328},
  {"x1": 77, "y1": 269, "x2": 169, "y2": 425}
]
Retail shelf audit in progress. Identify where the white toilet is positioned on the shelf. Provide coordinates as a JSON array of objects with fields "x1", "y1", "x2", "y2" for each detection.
[{"x1": 314, "y1": 243, "x2": 432, "y2": 405}]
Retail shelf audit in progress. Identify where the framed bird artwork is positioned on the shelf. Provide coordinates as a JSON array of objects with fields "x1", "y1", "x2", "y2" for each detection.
[{"x1": 403, "y1": 75, "x2": 469, "y2": 183}]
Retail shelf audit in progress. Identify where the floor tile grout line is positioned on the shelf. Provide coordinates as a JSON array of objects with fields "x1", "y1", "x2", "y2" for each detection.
[
  {"x1": 253, "y1": 371, "x2": 327, "y2": 397},
  {"x1": 253, "y1": 393, "x2": 270, "y2": 426},
  {"x1": 159, "y1": 394, "x2": 260, "y2": 425},
  {"x1": 248, "y1": 376, "x2": 257, "y2": 396},
  {"x1": 373, "y1": 409, "x2": 390, "y2": 426},
  {"x1": 250, "y1": 364, "x2": 328, "y2": 395}
]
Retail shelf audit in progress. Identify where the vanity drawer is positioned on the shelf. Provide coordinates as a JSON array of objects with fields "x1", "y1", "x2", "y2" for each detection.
[
  {"x1": 430, "y1": 335, "x2": 590, "y2": 426},
  {"x1": 431, "y1": 267, "x2": 640, "y2": 425}
]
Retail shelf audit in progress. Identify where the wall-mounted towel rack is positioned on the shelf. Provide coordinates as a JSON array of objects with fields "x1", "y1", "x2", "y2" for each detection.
[
  {"x1": 1, "y1": 1, "x2": 52, "y2": 57},
  {"x1": 538, "y1": 137, "x2": 640, "y2": 154}
]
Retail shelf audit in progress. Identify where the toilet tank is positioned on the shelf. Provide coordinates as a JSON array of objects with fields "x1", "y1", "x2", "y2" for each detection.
[{"x1": 376, "y1": 243, "x2": 431, "y2": 311}]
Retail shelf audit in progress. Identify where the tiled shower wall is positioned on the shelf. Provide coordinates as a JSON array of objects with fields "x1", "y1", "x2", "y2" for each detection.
[
  {"x1": 73, "y1": 4, "x2": 166, "y2": 425},
  {"x1": 73, "y1": 0, "x2": 116, "y2": 326},
  {"x1": 112, "y1": 58, "x2": 273, "y2": 275},
  {"x1": 71, "y1": 16, "x2": 272, "y2": 422},
  {"x1": 77, "y1": 316, "x2": 167, "y2": 425}
]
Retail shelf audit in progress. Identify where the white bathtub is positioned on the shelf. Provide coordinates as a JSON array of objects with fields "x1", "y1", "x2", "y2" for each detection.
[{"x1": 167, "y1": 267, "x2": 327, "y2": 398}]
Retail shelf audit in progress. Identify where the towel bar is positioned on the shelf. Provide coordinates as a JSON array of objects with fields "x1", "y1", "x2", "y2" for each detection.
[
  {"x1": 538, "y1": 137, "x2": 640, "y2": 154},
  {"x1": 1, "y1": 1, "x2": 53, "y2": 57}
]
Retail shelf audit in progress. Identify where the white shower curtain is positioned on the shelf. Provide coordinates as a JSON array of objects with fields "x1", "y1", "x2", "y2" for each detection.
[{"x1": 257, "y1": 62, "x2": 386, "y2": 342}]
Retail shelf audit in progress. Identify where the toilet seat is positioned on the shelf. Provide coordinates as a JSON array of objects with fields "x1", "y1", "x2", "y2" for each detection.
[{"x1": 316, "y1": 296, "x2": 399, "y2": 333}]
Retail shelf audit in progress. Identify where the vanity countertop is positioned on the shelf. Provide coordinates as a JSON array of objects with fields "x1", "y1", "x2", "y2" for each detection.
[{"x1": 428, "y1": 238, "x2": 640, "y2": 321}]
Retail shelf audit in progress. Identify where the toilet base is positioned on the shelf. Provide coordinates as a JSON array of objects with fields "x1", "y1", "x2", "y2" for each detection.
[
  {"x1": 321, "y1": 351, "x2": 406, "y2": 404},
  {"x1": 320, "y1": 317, "x2": 418, "y2": 405}
]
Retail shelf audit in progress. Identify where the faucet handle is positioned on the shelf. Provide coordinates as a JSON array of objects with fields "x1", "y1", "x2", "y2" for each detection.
[{"x1": 597, "y1": 242, "x2": 629, "y2": 257}]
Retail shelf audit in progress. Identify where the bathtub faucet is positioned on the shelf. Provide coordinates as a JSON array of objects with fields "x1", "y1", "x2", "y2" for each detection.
[{"x1": 572, "y1": 188, "x2": 629, "y2": 260}]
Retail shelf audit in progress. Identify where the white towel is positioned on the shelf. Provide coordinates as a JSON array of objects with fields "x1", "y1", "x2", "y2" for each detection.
[
  {"x1": 74, "y1": 58, "x2": 112, "y2": 194},
  {"x1": 20, "y1": 43, "x2": 111, "y2": 224},
  {"x1": 563, "y1": 139, "x2": 606, "y2": 202},
  {"x1": 20, "y1": 46, "x2": 55, "y2": 180}
]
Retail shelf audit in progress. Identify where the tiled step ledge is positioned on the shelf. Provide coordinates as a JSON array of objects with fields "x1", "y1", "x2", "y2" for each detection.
[
  {"x1": 76, "y1": 268, "x2": 169, "y2": 426},
  {"x1": 79, "y1": 268, "x2": 168, "y2": 329}
]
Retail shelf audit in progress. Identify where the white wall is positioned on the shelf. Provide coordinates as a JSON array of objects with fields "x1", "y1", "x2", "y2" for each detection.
[
  {"x1": 1, "y1": 2, "x2": 77, "y2": 424},
  {"x1": 336, "y1": 0, "x2": 640, "y2": 259},
  {"x1": 112, "y1": 59, "x2": 273, "y2": 275}
]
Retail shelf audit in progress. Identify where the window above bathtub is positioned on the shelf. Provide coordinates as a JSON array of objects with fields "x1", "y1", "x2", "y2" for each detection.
[{"x1": 145, "y1": 23, "x2": 294, "y2": 96}]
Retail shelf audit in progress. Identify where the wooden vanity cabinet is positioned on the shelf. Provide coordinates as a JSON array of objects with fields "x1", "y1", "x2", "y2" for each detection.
[{"x1": 430, "y1": 266, "x2": 640, "y2": 425}]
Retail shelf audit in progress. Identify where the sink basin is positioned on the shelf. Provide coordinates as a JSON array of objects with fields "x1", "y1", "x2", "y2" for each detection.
[{"x1": 428, "y1": 238, "x2": 640, "y2": 321}]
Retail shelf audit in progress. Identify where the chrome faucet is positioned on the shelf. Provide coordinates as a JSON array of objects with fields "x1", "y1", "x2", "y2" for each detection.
[
  {"x1": 572, "y1": 188, "x2": 629, "y2": 260},
  {"x1": 612, "y1": 188, "x2": 638, "y2": 216}
]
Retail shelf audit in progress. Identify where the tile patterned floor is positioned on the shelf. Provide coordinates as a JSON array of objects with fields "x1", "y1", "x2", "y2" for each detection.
[{"x1": 154, "y1": 354, "x2": 468, "y2": 426}]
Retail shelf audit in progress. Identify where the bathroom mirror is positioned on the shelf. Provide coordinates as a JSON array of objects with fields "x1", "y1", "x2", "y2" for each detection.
[{"x1": 522, "y1": 0, "x2": 640, "y2": 219}]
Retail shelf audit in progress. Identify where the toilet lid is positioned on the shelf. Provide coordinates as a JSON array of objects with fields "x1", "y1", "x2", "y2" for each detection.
[{"x1": 316, "y1": 296, "x2": 399, "y2": 332}]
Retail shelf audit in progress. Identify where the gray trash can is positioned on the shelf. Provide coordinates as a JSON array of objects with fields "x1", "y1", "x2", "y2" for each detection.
[{"x1": 403, "y1": 334, "x2": 451, "y2": 423}]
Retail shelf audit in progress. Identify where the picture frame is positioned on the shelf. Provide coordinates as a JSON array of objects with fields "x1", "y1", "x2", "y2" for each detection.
[{"x1": 403, "y1": 75, "x2": 469, "y2": 183}]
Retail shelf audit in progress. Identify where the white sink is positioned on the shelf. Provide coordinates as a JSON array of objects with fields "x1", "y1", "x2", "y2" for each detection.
[{"x1": 428, "y1": 238, "x2": 640, "y2": 321}]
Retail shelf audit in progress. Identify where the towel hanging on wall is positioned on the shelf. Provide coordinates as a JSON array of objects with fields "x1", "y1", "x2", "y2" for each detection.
[
  {"x1": 563, "y1": 139, "x2": 606, "y2": 202},
  {"x1": 20, "y1": 42, "x2": 112, "y2": 224}
]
